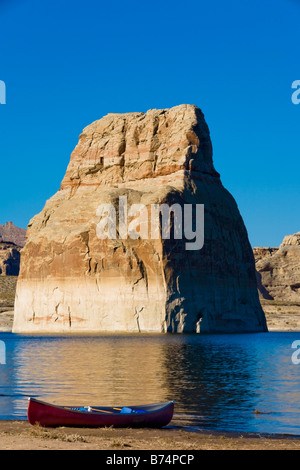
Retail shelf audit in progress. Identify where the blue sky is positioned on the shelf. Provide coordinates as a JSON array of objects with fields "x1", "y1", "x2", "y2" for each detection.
[{"x1": 0, "y1": 0, "x2": 299, "y2": 247}]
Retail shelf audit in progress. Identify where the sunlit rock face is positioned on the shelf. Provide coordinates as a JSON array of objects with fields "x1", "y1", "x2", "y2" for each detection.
[
  {"x1": 0, "y1": 241, "x2": 21, "y2": 276},
  {"x1": 13, "y1": 104, "x2": 267, "y2": 333},
  {"x1": 0, "y1": 222, "x2": 26, "y2": 247},
  {"x1": 254, "y1": 232, "x2": 300, "y2": 302}
]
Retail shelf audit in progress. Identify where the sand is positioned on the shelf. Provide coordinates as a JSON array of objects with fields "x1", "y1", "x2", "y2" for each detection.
[
  {"x1": 0, "y1": 420, "x2": 299, "y2": 450},
  {"x1": 261, "y1": 300, "x2": 300, "y2": 331}
]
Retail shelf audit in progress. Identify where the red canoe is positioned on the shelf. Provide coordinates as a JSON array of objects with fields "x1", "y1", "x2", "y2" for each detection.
[{"x1": 27, "y1": 397, "x2": 175, "y2": 428}]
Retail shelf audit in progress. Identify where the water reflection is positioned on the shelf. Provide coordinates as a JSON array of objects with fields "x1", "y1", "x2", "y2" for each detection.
[
  {"x1": 1, "y1": 332, "x2": 300, "y2": 434},
  {"x1": 161, "y1": 336, "x2": 258, "y2": 427}
]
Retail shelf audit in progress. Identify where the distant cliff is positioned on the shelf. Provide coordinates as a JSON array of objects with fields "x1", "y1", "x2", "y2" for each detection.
[
  {"x1": 0, "y1": 241, "x2": 21, "y2": 276},
  {"x1": 254, "y1": 232, "x2": 300, "y2": 302},
  {"x1": 13, "y1": 104, "x2": 267, "y2": 334},
  {"x1": 0, "y1": 222, "x2": 26, "y2": 247},
  {"x1": 0, "y1": 222, "x2": 24, "y2": 277}
]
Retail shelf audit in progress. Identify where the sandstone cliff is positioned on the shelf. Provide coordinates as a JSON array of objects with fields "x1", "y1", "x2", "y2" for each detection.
[
  {"x1": 254, "y1": 232, "x2": 300, "y2": 302},
  {"x1": 13, "y1": 104, "x2": 267, "y2": 333},
  {"x1": 0, "y1": 222, "x2": 26, "y2": 247},
  {"x1": 0, "y1": 241, "x2": 21, "y2": 276}
]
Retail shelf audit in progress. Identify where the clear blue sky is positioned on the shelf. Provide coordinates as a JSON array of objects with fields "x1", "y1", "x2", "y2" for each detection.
[{"x1": 0, "y1": 0, "x2": 299, "y2": 247}]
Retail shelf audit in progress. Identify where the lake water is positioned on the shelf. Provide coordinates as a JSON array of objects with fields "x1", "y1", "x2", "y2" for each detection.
[{"x1": 1, "y1": 331, "x2": 300, "y2": 435}]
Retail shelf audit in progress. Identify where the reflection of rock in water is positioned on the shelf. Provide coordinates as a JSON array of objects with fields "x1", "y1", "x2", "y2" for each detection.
[
  {"x1": 11, "y1": 336, "x2": 170, "y2": 407},
  {"x1": 7, "y1": 335, "x2": 257, "y2": 424},
  {"x1": 160, "y1": 336, "x2": 256, "y2": 428}
]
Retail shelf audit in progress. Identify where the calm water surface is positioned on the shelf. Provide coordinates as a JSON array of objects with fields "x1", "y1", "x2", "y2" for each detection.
[{"x1": 1, "y1": 331, "x2": 300, "y2": 435}]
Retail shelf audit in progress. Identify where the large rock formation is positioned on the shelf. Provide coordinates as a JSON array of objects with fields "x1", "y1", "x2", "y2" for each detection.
[
  {"x1": 0, "y1": 222, "x2": 26, "y2": 247},
  {"x1": 13, "y1": 104, "x2": 267, "y2": 333},
  {"x1": 0, "y1": 241, "x2": 21, "y2": 276},
  {"x1": 254, "y1": 232, "x2": 300, "y2": 302}
]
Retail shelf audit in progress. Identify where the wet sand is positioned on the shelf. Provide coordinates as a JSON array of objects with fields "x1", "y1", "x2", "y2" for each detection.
[{"x1": 0, "y1": 420, "x2": 300, "y2": 450}]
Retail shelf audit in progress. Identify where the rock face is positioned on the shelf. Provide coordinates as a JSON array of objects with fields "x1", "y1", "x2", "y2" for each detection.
[
  {"x1": 253, "y1": 247, "x2": 279, "y2": 263},
  {"x1": 254, "y1": 232, "x2": 300, "y2": 302},
  {"x1": 0, "y1": 241, "x2": 21, "y2": 276},
  {"x1": 13, "y1": 104, "x2": 267, "y2": 333},
  {"x1": 0, "y1": 222, "x2": 26, "y2": 247}
]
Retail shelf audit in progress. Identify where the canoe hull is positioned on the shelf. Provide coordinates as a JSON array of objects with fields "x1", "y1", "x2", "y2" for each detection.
[{"x1": 27, "y1": 398, "x2": 175, "y2": 428}]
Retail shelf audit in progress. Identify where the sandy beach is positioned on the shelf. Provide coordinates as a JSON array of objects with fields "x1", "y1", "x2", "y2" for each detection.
[{"x1": 0, "y1": 420, "x2": 299, "y2": 450}]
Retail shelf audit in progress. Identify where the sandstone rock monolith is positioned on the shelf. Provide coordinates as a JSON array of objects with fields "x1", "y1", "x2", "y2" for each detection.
[{"x1": 13, "y1": 104, "x2": 267, "y2": 333}]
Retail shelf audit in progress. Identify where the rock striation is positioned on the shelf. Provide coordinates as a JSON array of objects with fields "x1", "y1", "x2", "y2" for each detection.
[
  {"x1": 254, "y1": 232, "x2": 300, "y2": 302},
  {"x1": 0, "y1": 222, "x2": 26, "y2": 247},
  {"x1": 253, "y1": 247, "x2": 279, "y2": 263},
  {"x1": 0, "y1": 241, "x2": 21, "y2": 276},
  {"x1": 13, "y1": 104, "x2": 267, "y2": 333}
]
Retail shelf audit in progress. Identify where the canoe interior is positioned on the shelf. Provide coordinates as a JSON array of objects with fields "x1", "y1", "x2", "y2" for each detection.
[
  {"x1": 29, "y1": 398, "x2": 174, "y2": 415},
  {"x1": 64, "y1": 403, "x2": 172, "y2": 414}
]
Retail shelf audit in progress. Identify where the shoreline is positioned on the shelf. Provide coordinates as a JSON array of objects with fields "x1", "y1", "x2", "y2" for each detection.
[
  {"x1": 2, "y1": 310, "x2": 300, "y2": 334},
  {"x1": 0, "y1": 420, "x2": 300, "y2": 450},
  {"x1": 1, "y1": 277, "x2": 300, "y2": 333}
]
